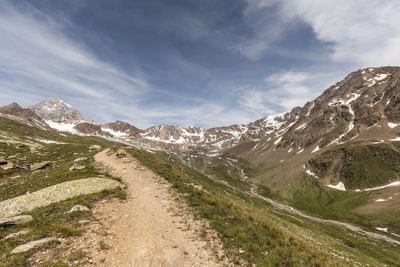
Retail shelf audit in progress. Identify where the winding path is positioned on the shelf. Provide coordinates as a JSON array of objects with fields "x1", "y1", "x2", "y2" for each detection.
[{"x1": 91, "y1": 149, "x2": 228, "y2": 266}]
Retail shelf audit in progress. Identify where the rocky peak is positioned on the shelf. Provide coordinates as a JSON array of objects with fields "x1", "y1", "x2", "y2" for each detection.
[
  {"x1": 243, "y1": 66, "x2": 400, "y2": 158},
  {"x1": 29, "y1": 97, "x2": 93, "y2": 124}
]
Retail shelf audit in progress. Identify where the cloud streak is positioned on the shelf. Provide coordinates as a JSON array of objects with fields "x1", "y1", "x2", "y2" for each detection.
[{"x1": 282, "y1": 0, "x2": 400, "y2": 67}]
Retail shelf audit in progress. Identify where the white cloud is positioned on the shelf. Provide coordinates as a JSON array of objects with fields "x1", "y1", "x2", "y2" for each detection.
[
  {"x1": 0, "y1": 2, "x2": 255, "y2": 129},
  {"x1": 238, "y1": 70, "x2": 339, "y2": 115},
  {"x1": 239, "y1": 0, "x2": 400, "y2": 67},
  {"x1": 0, "y1": 2, "x2": 148, "y2": 104},
  {"x1": 280, "y1": 0, "x2": 400, "y2": 67},
  {"x1": 232, "y1": 0, "x2": 284, "y2": 61}
]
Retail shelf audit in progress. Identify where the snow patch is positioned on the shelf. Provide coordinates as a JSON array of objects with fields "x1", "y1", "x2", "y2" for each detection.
[
  {"x1": 388, "y1": 122, "x2": 399, "y2": 128},
  {"x1": 327, "y1": 182, "x2": 346, "y2": 191},
  {"x1": 45, "y1": 120, "x2": 78, "y2": 134},
  {"x1": 306, "y1": 170, "x2": 319, "y2": 179},
  {"x1": 311, "y1": 146, "x2": 320, "y2": 153},
  {"x1": 295, "y1": 123, "x2": 307, "y2": 131},
  {"x1": 389, "y1": 137, "x2": 400, "y2": 141},
  {"x1": 101, "y1": 127, "x2": 129, "y2": 138},
  {"x1": 375, "y1": 227, "x2": 388, "y2": 233},
  {"x1": 274, "y1": 136, "x2": 282, "y2": 145},
  {"x1": 34, "y1": 138, "x2": 67, "y2": 144},
  {"x1": 364, "y1": 181, "x2": 400, "y2": 191}
]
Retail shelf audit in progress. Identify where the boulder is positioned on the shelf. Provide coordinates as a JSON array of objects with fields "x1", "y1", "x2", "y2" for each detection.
[
  {"x1": 0, "y1": 215, "x2": 33, "y2": 226},
  {"x1": 11, "y1": 237, "x2": 57, "y2": 254},
  {"x1": 68, "y1": 205, "x2": 90, "y2": 213},
  {"x1": 30, "y1": 161, "x2": 51, "y2": 170},
  {"x1": 4, "y1": 230, "x2": 30, "y2": 240},
  {"x1": 89, "y1": 145, "x2": 102, "y2": 150}
]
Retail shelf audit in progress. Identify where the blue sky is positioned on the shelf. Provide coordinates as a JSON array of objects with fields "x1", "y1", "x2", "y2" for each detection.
[{"x1": 1, "y1": 0, "x2": 400, "y2": 129}]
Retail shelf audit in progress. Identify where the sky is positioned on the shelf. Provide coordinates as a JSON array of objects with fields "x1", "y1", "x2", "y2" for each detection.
[{"x1": 1, "y1": 0, "x2": 400, "y2": 129}]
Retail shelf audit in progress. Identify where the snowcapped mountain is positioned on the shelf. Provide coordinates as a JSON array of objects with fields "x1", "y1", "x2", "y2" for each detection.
[
  {"x1": 237, "y1": 66, "x2": 400, "y2": 158},
  {"x1": 3, "y1": 66, "x2": 399, "y2": 157},
  {"x1": 12, "y1": 97, "x2": 289, "y2": 151},
  {"x1": 28, "y1": 97, "x2": 94, "y2": 133},
  {"x1": 229, "y1": 66, "x2": 400, "y2": 192}
]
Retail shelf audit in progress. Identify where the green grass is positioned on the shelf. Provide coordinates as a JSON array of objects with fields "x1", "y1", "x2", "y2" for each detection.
[
  {"x1": 308, "y1": 143, "x2": 400, "y2": 190},
  {"x1": 126, "y1": 148, "x2": 340, "y2": 266},
  {"x1": 0, "y1": 117, "x2": 126, "y2": 266},
  {"x1": 126, "y1": 146, "x2": 400, "y2": 266},
  {"x1": 290, "y1": 176, "x2": 370, "y2": 222},
  {"x1": 2, "y1": 116, "x2": 400, "y2": 266}
]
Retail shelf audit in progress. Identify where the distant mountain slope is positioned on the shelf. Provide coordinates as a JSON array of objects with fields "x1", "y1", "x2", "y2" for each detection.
[
  {"x1": 229, "y1": 66, "x2": 400, "y2": 191},
  {"x1": 3, "y1": 66, "x2": 400, "y2": 192},
  {"x1": 25, "y1": 97, "x2": 289, "y2": 151},
  {"x1": 28, "y1": 97, "x2": 94, "y2": 133},
  {"x1": 0, "y1": 102, "x2": 50, "y2": 130}
]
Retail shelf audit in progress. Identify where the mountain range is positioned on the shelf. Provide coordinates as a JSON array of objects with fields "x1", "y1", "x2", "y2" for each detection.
[
  {"x1": 1, "y1": 66, "x2": 400, "y2": 265},
  {"x1": 1, "y1": 66, "x2": 400, "y2": 193}
]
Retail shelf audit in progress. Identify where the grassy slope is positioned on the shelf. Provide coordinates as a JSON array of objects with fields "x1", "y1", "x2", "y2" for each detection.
[
  {"x1": 0, "y1": 117, "x2": 125, "y2": 266},
  {"x1": 2, "y1": 116, "x2": 400, "y2": 265},
  {"x1": 308, "y1": 143, "x2": 400, "y2": 190},
  {"x1": 126, "y1": 148, "x2": 400, "y2": 266}
]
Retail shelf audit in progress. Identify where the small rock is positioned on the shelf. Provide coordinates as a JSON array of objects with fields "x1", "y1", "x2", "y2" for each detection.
[
  {"x1": 69, "y1": 163, "x2": 86, "y2": 171},
  {"x1": 11, "y1": 237, "x2": 57, "y2": 254},
  {"x1": 0, "y1": 215, "x2": 33, "y2": 226},
  {"x1": 238, "y1": 248, "x2": 245, "y2": 254},
  {"x1": 69, "y1": 205, "x2": 90, "y2": 213},
  {"x1": 0, "y1": 156, "x2": 7, "y2": 164},
  {"x1": 30, "y1": 161, "x2": 51, "y2": 170},
  {"x1": 74, "y1": 157, "x2": 88, "y2": 162},
  {"x1": 89, "y1": 145, "x2": 102, "y2": 150},
  {"x1": 4, "y1": 230, "x2": 30, "y2": 240},
  {"x1": 0, "y1": 162, "x2": 14, "y2": 170}
]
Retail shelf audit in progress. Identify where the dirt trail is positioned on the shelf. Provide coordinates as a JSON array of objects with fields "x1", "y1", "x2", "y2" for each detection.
[{"x1": 92, "y1": 149, "x2": 227, "y2": 266}]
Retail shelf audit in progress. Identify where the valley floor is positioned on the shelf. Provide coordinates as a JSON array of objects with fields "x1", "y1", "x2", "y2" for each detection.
[{"x1": 88, "y1": 149, "x2": 230, "y2": 266}]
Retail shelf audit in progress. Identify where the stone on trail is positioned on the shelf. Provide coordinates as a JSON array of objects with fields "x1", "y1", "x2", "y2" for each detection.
[
  {"x1": 11, "y1": 237, "x2": 57, "y2": 254},
  {"x1": 0, "y1": 178, "x2": 122, "y2": 218},
  {"x1": 69, "y1": 205, "x2": 90, "y2": 213},
  {"x1": 30, "y1": 161, "x2": 51, "y2": 170},
  {"x1": 0, "y1": 215, "x2": 33, "y2": 226}
]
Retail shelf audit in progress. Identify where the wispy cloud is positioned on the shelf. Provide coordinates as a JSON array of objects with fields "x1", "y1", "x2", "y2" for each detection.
[
  {"x1": 280, "y1": 0, "x2": 400, "y2": 67},
  {"x1": 237, "y1": 70, "x2": 340, "y2": 115},
  {"x1": 232, "y1": 0, "x2": 283, "y2": 61},
  {"x1": 0, "y1": 1, "x2": 255, "y2": 129},
  {"x1": 0, "y1": 2, "x2": 149, "y2": 113}
]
